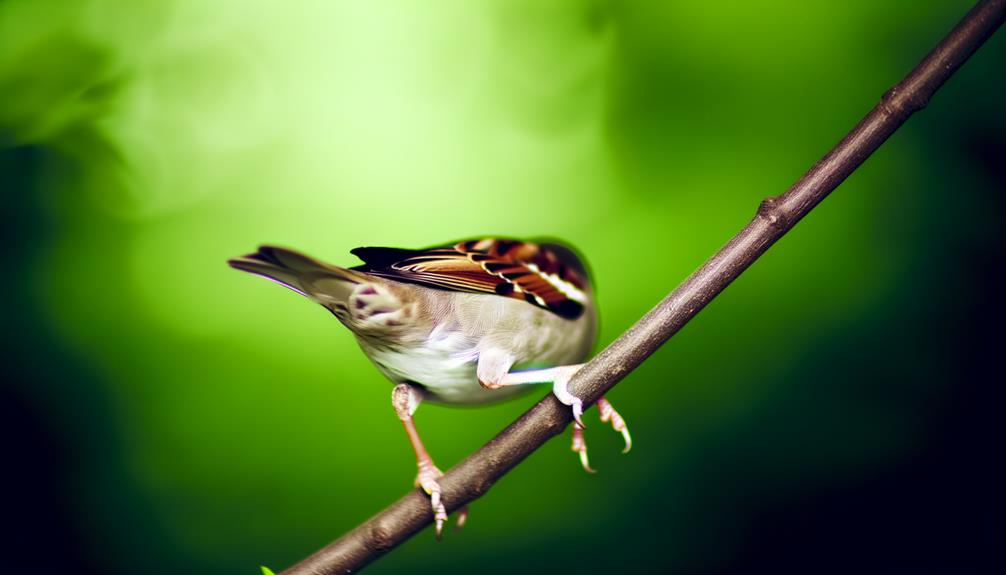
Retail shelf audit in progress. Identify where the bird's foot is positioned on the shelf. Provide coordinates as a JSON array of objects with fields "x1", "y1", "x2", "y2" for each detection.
[
  {"x1": 550, "y1": 364, "x2": 588, "y2": 427},
  {"x1": 597, "y1": 397, "x2": 632, "y2": 453},
  {"x1": 415, "y1": 460, "x2": 468, "y2": 539},
  {"x1": 570, "y1": 422, "x2": 596, "y2": 473},
  {"x1": 557, "y1": 384, "x2": 631, "y2": 474},
  {"x1": 501, "y1": 364, "x2": 629, "y2": 472},
  {"x1": 415, "y1": 460, "x2": 448, "y2": 538}
]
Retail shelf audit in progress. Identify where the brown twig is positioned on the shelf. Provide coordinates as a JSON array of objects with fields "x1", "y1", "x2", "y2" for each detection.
[{"x1": 281, "y1": 1, "x2": 1005, "y2": 573}]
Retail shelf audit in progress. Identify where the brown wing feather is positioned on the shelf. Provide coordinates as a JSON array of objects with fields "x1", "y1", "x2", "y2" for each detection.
[{"x1": 350, "y1": 239, "x2": 590, "y2": 319}]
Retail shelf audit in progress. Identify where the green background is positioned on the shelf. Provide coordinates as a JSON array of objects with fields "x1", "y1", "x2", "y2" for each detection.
[{"x1": 3, "y1": 0, "x2": 1002, "y2": 573}]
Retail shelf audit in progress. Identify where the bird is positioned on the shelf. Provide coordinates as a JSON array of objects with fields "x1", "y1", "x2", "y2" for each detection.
[{"x1": 228, "y1": 238, "x2": 631, "y2": 537}]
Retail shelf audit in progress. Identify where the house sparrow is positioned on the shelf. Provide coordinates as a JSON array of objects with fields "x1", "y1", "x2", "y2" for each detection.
[{"x1": 228, "y1": 238, "x2": 630, "y2": 537}]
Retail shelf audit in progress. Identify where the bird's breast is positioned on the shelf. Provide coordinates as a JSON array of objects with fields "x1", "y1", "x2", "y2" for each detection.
[
  {"x1": 358, "y1": 332, "x2": 529, "y2": 405},
  {"x1": 353, "y1": 290, "x2": 596, "y2": 406}
]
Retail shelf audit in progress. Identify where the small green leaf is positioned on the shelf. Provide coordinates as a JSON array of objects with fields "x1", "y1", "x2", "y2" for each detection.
[{"x1": 260, "y1": 567, "x2": 276, "y2": 575}]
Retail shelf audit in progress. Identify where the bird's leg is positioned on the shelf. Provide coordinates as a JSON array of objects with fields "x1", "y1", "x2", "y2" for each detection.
[
  {"x1": 392, "y1": 383, "x2": 467, "y2": 538},
  {"x1": 491, "y1": 364, "x2": 633, "y2": 472},
  {"x1": 491, "y1": 364, "x2": 587, "y2": 424}
]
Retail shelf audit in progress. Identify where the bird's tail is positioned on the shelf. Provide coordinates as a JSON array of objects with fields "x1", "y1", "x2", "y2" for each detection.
[{"x1": 228, "y1": 245, "x2": 369, "y2": 309}]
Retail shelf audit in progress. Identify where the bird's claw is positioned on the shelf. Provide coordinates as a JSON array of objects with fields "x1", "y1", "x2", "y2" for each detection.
[
  {"x1": 567, "y1": 396, "x2": 632, "y2": 473},
  {"x1": 598, "y1": 397, "x2": 632, "y2": 453},
  {"x1": 547, "y1": 366, "x2": 632, "y2": 472},
  {"x1": 551, "y1": 366, "x2": 586, "y2": 428},
  {"x1": 571, "y1": 422, "x2": 596, "y2": 473},
  {"x1": 415, "y1": 461, "x2": 449, "y2": 539},
  {"x1": 572, "y1": 399, "x2": 585, "y2": 428},
  {"x1": 454, "y1": 506, "x2": 469, "y2": 531}
]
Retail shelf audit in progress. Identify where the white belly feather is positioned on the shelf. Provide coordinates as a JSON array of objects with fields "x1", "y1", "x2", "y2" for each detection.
[{"x1": 353, "y1": 290, "x2": 596, "y2": 405}]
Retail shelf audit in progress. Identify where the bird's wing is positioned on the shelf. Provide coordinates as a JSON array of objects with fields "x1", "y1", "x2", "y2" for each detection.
[{"x1": 350, "y1": 239, "x2": 591, "y2": 319}]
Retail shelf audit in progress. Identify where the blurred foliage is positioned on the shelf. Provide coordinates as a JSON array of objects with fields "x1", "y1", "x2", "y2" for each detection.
[{"x1": 3, "y1": 0, "x2": 1003, "y2": 573}]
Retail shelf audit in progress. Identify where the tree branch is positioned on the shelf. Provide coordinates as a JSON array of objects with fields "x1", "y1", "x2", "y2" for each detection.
[{"x1": 281, "y1": 1, "x2": 1005, "y2": 572}]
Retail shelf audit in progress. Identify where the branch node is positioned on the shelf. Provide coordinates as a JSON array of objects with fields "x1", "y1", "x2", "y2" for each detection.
[
  {"x1": 880, "y1": 84, "x2": 931, "y2": 119},
  {"x1": 756, "y1": 197, "x2": 790, "y2": 231},
  {"x1": 366, "y1": 518, "x2": 396, "y2": 552}
]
